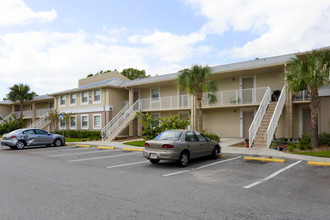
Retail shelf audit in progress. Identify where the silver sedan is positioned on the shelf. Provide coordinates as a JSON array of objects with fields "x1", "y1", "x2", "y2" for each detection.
[
  {"x1": 143, "y1": 129, "x2": 221, "y2": 167},
  {"x1": 1, "y1": 128, "x2": 65, "y2": 150}
]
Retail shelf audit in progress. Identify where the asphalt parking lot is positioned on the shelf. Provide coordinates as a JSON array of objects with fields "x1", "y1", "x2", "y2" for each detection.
[{"x1": 0, "y1": 144, "x2": 329, "y2": 220}]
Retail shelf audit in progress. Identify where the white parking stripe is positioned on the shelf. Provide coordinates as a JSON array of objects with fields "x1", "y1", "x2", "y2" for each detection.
[
  {"x1": 196, "y1": 156, "x2": 241, "y2": 170},
  {"x1": 106, "y1": 161, "x2": 149, "y2": 169},
  {"x1": 68, "y1": 152, "x2": 141, "y2": 162},
  {"x1": 163, "y1": 170, "x2": 190, "y2": 177},
  {"x1": 243, "y1": 160, "x2": 302, "y2": 189},
  {"x1": 41, "y1": 147, "x2": 88, "y2": 153},
  {"x1": 163, "y1": 156, "x2": 241, "y2": 177},
  {"x1": 50, "y1": 149, "x2": 117, "y2": 157}
]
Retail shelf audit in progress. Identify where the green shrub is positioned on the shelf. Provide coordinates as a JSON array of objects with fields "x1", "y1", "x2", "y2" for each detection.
[
  {"x1": 135, "y1": 113, "x2": 190, "y2": 140},
  {"x1": 298, "y1": 133, "x2": 312, "y2": 150},
  {"x1": 319, "y1": 132, "x2": 330, "y2": 146},
  {"x1": 0, "y1": 115, "x2": 26, "y2": 135},
  {"x1": 203, "y1": 131, "x2": 220, "y2": 142},
  {"x1": 288, "y1": 143, "x2": 297, "y2": 152},
  {"x1": 52, "y1": 130, "x2": 101, "y2": 139}
]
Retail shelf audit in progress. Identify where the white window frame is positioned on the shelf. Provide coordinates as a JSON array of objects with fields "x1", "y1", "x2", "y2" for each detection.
[
  {"x1": 70, "y1": 115, "x2": 77, "y2": 129},
  {"x1": 93, "y1": 90, "x2": 101, "y2": 104},
  {"x1": 59, "y1": 95, "x2": 66, "y2": 107},
  {"x1": 70, "y1": 93, "x2": 77, "y2": 106},
  {"x1": 81, "y1": 91, "x2": 88, "y2": 105},
  {"x1": 93, "y1": 114, "x2": 102, "y2": 129},
  {"x1": 59, "y1": 118, "x2": 66, "y2": 129},
  {"x1": 81, "y1": 114, "x2": 89, "y2": 130},
  {"x1": 150, "y1": 87, "x2": 160, "y2": 102}
]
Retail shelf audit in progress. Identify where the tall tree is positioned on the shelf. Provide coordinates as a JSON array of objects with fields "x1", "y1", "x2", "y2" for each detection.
[
  {"x1": 121, "y1": 68, "x2": 149, "y2": 80},
  {"x1": 6, "y1": 84, "x2": 37, "y2": 117},
  {"x1": 177, "y1": 65, "x2": 217, "y2": 132},
  {"x1": 285, "y1": 49, "x2": 330, "y2": 147}
]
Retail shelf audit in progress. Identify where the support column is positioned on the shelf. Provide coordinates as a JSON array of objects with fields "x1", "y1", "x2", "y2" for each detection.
[
  {"x1": 32, "y1": 102, "x2": 36, "y2": 123},
  {"x1": 128, "y1": 88, "x2": 134, "y2": 136},
  {"x1": 190, "y1": 95, "x2": 198, "y2": 130}
]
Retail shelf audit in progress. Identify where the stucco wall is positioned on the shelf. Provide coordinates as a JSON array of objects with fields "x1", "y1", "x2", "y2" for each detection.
[{"x1": 319, "y1": 96, "x2": 330, "y2": 133}]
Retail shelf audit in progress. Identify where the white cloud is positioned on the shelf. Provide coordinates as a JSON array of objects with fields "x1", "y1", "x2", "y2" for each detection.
[
  {"x1": 129, "y1": 30, "x2": 207, "y2": 63},
  {"x1": 185, "y1": 0, "x2": 330, "y2": 58},
  {"x1": 0, "y1": 0, "x2": 57, "y2": 26}
]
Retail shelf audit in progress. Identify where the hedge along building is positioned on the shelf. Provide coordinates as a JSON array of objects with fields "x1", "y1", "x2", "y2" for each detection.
[{"x1": 0, "y1": 48, "x2": 329, "y2": 148}]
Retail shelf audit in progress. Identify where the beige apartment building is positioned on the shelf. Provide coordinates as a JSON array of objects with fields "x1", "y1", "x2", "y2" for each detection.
[{"x1": 1, "y1": 48, "x2": 329, "y2": 148}]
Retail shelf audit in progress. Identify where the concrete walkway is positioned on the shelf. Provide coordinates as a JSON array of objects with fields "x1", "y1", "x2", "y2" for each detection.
[{"x1": 70, "y1": 137, "x2": 330, "y2": 163}]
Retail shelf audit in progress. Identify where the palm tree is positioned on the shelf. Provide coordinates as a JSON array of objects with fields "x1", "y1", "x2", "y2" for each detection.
[
  {"x1": 177, "y1": 64, "x2": 217, "y2": 132},
  {"x1": 285, "y1": 49, "x2": 330, "y2": 147},
  {"x1": 6, "y1": 84, "x2": 37, "y2": 117}
]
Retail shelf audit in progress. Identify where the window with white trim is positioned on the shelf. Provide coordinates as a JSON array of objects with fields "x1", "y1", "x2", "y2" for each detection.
[
  {"x1": 151, "y1": 88, "x2": 160, "y2": 102},
  {"x1": 81, "y1": 115, "x2": 88, "y2": 129},
  {"x1": 81, "y1": 91, "x2": 88, "y2": 104},
  {"x1": 93, "y1": 114, "x2": 101, "y2": 129},
  {"x1": 70, "y1": 116, "x2": 76, "y2": 129},
  {"x1": 60, "y1": 95, "x2": 66, "y2": 106},
  {"x1": 94, "y1": 90, "x2": 101, "y2": 103},
  {"x1": 70, "y1": 94, "x2": 76, "y2": 105}
]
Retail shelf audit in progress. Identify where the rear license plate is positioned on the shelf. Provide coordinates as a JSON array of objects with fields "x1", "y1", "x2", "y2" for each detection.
[{"x1": 150, "y1": 153, "x2": 157, "y2": 159}]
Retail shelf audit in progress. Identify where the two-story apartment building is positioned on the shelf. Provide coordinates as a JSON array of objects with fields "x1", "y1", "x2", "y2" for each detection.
[{"x1": 1, "y1": 48, "x2": 329, "y2": 148}]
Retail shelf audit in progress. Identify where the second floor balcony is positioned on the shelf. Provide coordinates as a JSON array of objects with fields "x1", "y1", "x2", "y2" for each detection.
[{"x1": 138, "y1": 87, "x2": 269, "y2": 111}]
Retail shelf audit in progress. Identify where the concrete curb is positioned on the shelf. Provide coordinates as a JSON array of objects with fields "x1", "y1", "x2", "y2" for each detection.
[
  {"x1": 307, "y1": 161, "x2": 330, "y2": 166},
  {"x1": 244, "y1": 156, "x2": 286, "y2": 163}
]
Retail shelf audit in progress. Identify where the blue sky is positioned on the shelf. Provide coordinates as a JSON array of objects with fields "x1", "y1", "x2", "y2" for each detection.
[{"x1": 0, "y1": 0, "x2": 329, "y2": 99}]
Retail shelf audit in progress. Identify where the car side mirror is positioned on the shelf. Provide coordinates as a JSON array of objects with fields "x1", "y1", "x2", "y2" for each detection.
[
  {"x1": 48, "y1": 133, "x2": 52, "y2": 136},
  {"x1": 206, "y1": 138, "x2": 210, "y2": 142}
]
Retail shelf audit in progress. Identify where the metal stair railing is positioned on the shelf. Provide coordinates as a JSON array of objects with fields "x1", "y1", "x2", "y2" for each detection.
[
  {"x1": 102, "y1": 100, "x2": 142, "y2": 141},
  {"x1": 0, "y1": 112, "x2": 20, "y2": 125},
  {"x1": 27, "y1": 111, "x2": 51, "y2": 129},
  {"x1": 265, "y1": 85, "x2": 286, "y2": 148},
  {"x1": 248, "y1": 87, "x2": 271, "y2": 148},
  {"x1": 102, "y1": 100, "x2": 141, "y2": 141}
]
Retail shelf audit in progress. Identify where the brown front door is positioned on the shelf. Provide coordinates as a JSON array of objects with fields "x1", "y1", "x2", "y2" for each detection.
[
  {"x1": 242, "y1": 77, "x2": 254, "y2": 104},
  {"x1": 243, "y1": 111, "x2": 254, "y2": 138}
]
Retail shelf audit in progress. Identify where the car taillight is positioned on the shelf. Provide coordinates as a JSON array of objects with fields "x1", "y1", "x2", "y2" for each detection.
[
  {"x1": 10, "y1": 135, "x2": 16, "y2": 138},
  {"x1": 144, "y1": 143, "x2": 149, "y2": 147},
  {"x1": 162, "y1": 144, "x2": 174, "y2": 148}
]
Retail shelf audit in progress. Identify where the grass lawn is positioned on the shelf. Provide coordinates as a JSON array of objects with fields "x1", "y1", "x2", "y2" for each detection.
[
  {"x1": 123, "y1": 140, "x2": 145, "y2": 147},
  {"x1": 66, "y1": 138, "x2": 88, "y2": 142},
  {"x1": 292, "y1": 151, "x2": 330, "y2": 158}
]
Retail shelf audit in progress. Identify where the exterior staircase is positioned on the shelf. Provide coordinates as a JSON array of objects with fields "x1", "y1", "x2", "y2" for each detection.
[
  {"x1": 27, "y1": 112, "x2": 51, "y2": 129},
  {"x1": 101, "y1": 100, "x2": 141, "y2": 141},
  {"x1": 252, "y1": 102, "x2": 277, "y2": 147}
]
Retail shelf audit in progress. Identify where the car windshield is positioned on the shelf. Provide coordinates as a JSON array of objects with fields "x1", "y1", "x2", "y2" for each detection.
[{"x1": 155, "y1": 130, "x2": 182, "y2": 141}]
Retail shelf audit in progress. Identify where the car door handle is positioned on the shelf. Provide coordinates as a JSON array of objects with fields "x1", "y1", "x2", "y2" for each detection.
[{"x1": 187, "y1": 145, "x2": 190, "y2": 147}]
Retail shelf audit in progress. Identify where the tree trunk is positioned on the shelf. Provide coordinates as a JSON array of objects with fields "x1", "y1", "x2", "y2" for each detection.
[
  {"x1": 197, "y1": 98, "x2": 203, "y2": 132},
  {"x1": 310, "y1": 88, "x2": 319, "y2": 148}
]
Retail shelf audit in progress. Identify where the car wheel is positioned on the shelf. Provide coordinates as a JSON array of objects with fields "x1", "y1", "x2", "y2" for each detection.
[
  {"x1": 53, "y1": 139, "x2": 62, "y2": 147},
  {"x1": 178, "y1": 151, "x2": 189, "y2": 167},
  {"x1": 15, "y1": 141, "x2": 25, "y2": 150},
  {"x1": 149, "y1": 159, "x2": 160, "y2": 164},
  {"x1": 211, "y1": 146, "x2": 219, "y2": 159}
]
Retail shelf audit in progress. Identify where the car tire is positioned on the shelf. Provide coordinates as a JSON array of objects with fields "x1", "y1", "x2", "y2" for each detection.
[
  {"x1": 178, "y1": 151, "x2": 189, "y2": 167},
  {"x1": 15, "y1": 141, "x2": 25, "y2": 150},
  {"x1": 149, "y1": 159, "x2": 160, "y2": 164},
  {"x1": 53, "y1": 139, "x2": 62, "y2": 147},
  {"x1": 211, "y1": 146, "x2": 219, "y2": 159}
]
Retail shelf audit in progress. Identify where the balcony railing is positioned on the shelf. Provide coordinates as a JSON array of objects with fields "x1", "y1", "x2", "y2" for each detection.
[
  {"x1": 202, "y1": 87, "x2": 268, "y2": 107},
  {"x1": 140, "y1": 94, "x2": 190, "y2": 111},
  {"x1": 292, "y1": 90, "x2": 310, "y2": 101},
  {"x1": 36, "y1": 108, "x2": 53, "y2": 117}
]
